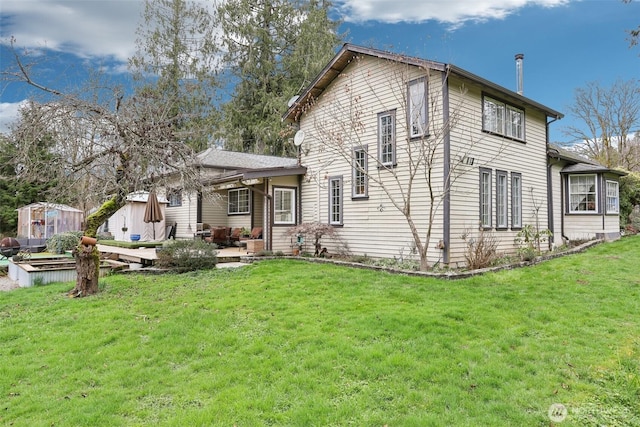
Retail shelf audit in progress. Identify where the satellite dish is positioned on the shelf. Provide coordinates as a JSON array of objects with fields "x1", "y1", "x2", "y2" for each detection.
[
  {"x1": 293, "y1": 130, "x2": 305, "y2": 146},
  {"x1": 287, "y1": 95, "x2": 300, "y2": 108}
]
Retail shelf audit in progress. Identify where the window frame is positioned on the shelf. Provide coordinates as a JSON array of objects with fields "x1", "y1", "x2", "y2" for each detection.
[
  {"x1": 408, "y1": 78, "x2": 428, "y2": 139},
  {"x1": 228, "y1": 188, "x2": 250, "y2": 215},
  {"x1": 167, "y1": 189, "x2": 182, "y2": 207},
  {"x1": 482, "y1": 95, "x2": 525, "y2": 142},
  {"x1": 605, "y1": 180, "x2": 619, "y2": 214},
  {"x1": 496, "y1": 170, "x2": 508, "y2": 229},
  {"x1": 273, "y1": 187, "x2": 296, "y2": 225},
  {"x1": 378, "y1": 110, "x2": 396, "y2": 167},
  {"x1": 328, "y1": 175, "x2": 343, "y2": 226},
  {"x1": 511, "y1": 172, "x2": 522, "y2": 229},
  {"x1": 479, "y1": 168, "x2": 492, "y2": 229},
  {"x1": 352, "y1": 145, "x2": 368, "y2": 199},
  {"x1": 568, "y1": 174, "x2": 598, "y2": 214}
]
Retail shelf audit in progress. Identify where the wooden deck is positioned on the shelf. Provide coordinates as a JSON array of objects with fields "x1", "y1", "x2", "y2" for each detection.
[{"x1": 97, "y1": 244, "x2": 246, "y2": 265}]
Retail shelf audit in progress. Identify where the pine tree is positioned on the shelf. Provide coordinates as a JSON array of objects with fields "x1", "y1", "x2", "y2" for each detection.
[{"x1": 218, "y1": 0, "x2": 342, "y2": 156}]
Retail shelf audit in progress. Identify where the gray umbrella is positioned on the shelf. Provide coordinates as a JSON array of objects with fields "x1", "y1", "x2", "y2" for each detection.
[{"x1": 143, "y1": 191, "x2": 164, "y2": 240}]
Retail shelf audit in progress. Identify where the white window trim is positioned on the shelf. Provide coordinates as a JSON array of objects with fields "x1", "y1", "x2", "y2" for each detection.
[
  {"x1": 568, "y1": 174, "x2": 598, "y2": 214},
  {"x1": 511, "y1": 173, "x2": 522, "y2": 229},
  {"x1": 496, "y1": 170, "x2": 508, "y2": 229},
  {"x1": 480, "y1": 168, "x2": 492, "y2": 229},
  {"x1": 274, "y1": 187, "x2": 296, "y2": 225},
  {"x1": 408, "y1": 78, "x2": 428, "y2": 138},
  {"x1": 167, "y1": 189, "x2": 182, "y2": 207},
  {"x1": 352, "y1": 145, "x2": 368, "y2": 198},
  {"x1": 329, "y1": 176, "x2": 343, "y2": 226},
  {"x1": 483, "y1": 95, "x2": 525, "y2": 141},
  {"x1": 378, "y1": 110, "x2": 396, "y2": 166},
  {"x1": 606, "y1": 180, "x2": 619, "y2": 214},
  {"x1": 228, "y1": 188, "x2": 250, "y2": 215}
]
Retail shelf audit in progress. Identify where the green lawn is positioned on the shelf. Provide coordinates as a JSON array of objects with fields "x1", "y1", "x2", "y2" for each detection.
[{"x1": 1, "y1": 237, "x2": 639, "y2": 426}]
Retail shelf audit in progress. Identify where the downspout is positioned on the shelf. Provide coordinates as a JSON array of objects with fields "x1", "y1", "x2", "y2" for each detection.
[
  {"x1": 442, "y1": 67, "x2": 451, "y2": 265},
  {"x1": 298, "y1": 173, "x2": 303, "y2": 224}
]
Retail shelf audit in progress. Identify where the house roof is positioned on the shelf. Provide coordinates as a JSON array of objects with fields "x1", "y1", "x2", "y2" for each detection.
[
  {"x1": 197, "y1": 148, "x2": 298, "y2": 170},
  {"x1": 548, "y1": 144, "x2": 626, "y2": 176},
  {"x1": 17, "y1": 202, "x2": 83, "y2": 213},
  {"x1": 283, "y1": 43, "x2": 564, "y2": 123}
]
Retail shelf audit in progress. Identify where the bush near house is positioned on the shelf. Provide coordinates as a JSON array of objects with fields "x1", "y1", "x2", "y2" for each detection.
[{"x1": 154, "y1": 239, "x2": 218, "y2": 272}]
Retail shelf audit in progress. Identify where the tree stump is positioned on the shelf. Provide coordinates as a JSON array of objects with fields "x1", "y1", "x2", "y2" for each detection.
[{"x1": 69, "y1": 241, "x2": 100, "y2": 297}]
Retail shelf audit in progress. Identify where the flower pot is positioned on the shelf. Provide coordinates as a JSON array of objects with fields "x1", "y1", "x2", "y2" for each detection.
[
  {"x1": 80, "y1": 236, "x2": 97, "y2": 246},
  {"x1": 130, "y1": 234, "x2": 141, "y2": 242}
]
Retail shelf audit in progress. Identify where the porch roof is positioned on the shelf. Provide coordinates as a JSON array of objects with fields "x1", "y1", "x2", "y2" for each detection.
[{"x1": 206, "y1": 165, "x2": 307, "y2": 190}]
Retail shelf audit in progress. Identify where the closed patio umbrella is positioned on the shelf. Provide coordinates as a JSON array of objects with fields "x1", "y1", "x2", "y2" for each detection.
[{"x1": 143, "y1": 191, "x2": 164, "y2": 240}]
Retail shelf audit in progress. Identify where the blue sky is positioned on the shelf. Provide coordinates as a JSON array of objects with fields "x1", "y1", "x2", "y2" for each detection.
[{"x1": 1, "y1": 0, "x2": 638, "y2": 144}]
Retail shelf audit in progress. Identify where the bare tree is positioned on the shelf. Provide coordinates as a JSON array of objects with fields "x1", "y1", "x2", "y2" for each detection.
[
  {"x1": 302, "y1": 56, "x2": 497, "y2": 271},
  {"x1": 563, "y1": 79, "x2": 640, "y2": 170},
  {"x1": 623, "y1": 0, "x2": 640, "y2": 49},
  {"x1": 2, "y1": 39, "x2": 204, "y2": 296}
]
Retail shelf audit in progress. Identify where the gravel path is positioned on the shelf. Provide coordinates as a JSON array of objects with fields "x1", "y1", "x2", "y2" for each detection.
[{"x1": 0, "y1": 275, "x2": 20, "y2": 291}]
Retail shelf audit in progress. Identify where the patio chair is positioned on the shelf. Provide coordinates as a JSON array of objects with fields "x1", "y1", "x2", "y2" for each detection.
[{"x1": 249, "y1": 227, "x2": 263, "y2": 239}]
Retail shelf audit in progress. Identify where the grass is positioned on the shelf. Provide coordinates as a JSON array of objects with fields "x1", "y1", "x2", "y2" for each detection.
[{"x1": 1, "y1": 236, "x2": 639, "y2": 426}]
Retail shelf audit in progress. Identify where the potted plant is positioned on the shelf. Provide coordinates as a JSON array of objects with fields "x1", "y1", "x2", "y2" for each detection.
[{"x1": 240, "y1": 227, "x2": 251, "y2": 238}]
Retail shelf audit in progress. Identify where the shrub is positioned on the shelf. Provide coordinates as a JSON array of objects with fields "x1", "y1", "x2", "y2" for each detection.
[
  {"x1": 46, "y1": 231, "x2": 84, "y2": 254},
  {"x1": 154, "y1": 239, "x2": 218, "y2": 272},
  {"x1": 461, "y1": 228, "x2": 499, "y2": 270}
]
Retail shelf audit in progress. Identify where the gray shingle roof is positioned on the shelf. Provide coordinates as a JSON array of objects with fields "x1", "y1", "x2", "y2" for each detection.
[{"x1": 197, "y1": 148, "x2": 297, "y2": 170}]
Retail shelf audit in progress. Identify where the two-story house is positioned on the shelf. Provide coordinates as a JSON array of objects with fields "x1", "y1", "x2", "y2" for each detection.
[{"x1": 280, "y1": 44, "x2": 622, "y2": 268}]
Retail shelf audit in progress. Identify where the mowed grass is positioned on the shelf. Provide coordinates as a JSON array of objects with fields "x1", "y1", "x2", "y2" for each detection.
[{"x1": 1, "y1": 237, "x2": 639, "y2": 426}]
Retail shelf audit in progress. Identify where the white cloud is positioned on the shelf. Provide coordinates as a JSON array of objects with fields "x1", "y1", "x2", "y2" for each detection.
[
  {"x1": 1, "y1": 0, "x2": 143, "y2": 61},
  {"x1": 0, "y1": 101, "x2": 28, "y2": 134},
  {"x1": 335, "y1": 0, "x2": 571, "y2": 25}
]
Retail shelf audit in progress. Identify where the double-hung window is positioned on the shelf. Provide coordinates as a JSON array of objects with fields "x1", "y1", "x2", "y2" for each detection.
[
  {"x1": 408, "y1": 78, "x2": 427, "y2": 138},
  {"x1": 483, "y1": 96, "x2": 525, "y2": 141},
  {"x1": 328, "y1": 176, "x2": 343, "y2": 225},
  {"x1": 167, "y1": 189, "x2": 182, "y2": 207},
  {"x1": 228, "y1": 188, "x2": 250, "y2": 215},
  {"x1": 496, "y1": 170, "x2": 508, "y2": 229},
  {"x1": 352, "y1": 146, "x2": 368, "y2": 198},
  {"x1": 511, "y1": 173, "x2": 522, "y2": 228},
  {"x1": 480, "y1": 168, "x2": 492, "y2": 228},
  {"x1": 569, "y1": 174, "x2": 597, "y2": 213},
  {"x1": 378, "y1": 111, "x2": 396, "y2": 166},
  {"x1": 274, "y1": 187, "x2": 296, "y2": 225},
  {"x1": 606, "y1": 180, "x2": 619, "y2": 214}
]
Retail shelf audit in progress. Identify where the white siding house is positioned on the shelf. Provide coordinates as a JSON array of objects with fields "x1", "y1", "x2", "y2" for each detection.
[{"x1": 282, "y1": 44, "x2": 622, "y2": 267}]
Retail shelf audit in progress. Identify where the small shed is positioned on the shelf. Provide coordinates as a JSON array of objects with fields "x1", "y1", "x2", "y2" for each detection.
[
  {"x1": 104, "y1": 191, "x2": 169, "y2": 242},
  {"x1": 16, "y1": 203, "x2": 84, "y2": 239}
]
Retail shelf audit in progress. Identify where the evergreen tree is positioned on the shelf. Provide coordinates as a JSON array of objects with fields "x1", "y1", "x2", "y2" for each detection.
[
  {"x1": 218, "y1": 0, "x2": 342, "y2": 156},
  {"x1": 129, "y1": 0, "x2": 220, "y2": 151}
]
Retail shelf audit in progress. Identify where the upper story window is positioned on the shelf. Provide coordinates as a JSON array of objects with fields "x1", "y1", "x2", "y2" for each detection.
[
  {"x1": 167, "y1": 189, "x2": 182, "y2": 207},
  {"x1": 569, "y1": 174, "x2": 597, "y2": 213},
  {"x1": 274, "y1": 187, "x2": 296, "y2": 225},
  {"x1": 228, "y1": 188, "x2": 250, "y2": 215},
  {"x1": 408, "y1": 78, "x2": 428, "y2": 138},
  {"x1": 328, "y1": 176, "x2": 343, "y2": 225},
  {"x1": 483, "y1": 96, "x2": 525, "y2": 141},
  {"x1": 378, "y1": 110, "x2": 396, "y2": 166},
  {"x1": 606, "y1": 180, "x2": 619, "y2": 214},
  {"x1": 480, "y1": 168, "x2": 492, "y2": 228},
  {"x1": 352, "y1": 146, "x2": 368, "y2": 198}
]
